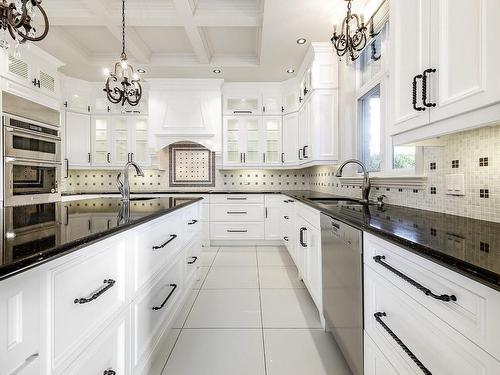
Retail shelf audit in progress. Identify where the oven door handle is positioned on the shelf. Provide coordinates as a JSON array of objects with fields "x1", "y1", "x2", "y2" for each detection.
[
  {"x1": 5, "y1": 126, "x2": 61, "y2": 142},
  {"x1": 4, "y1": 158, "x2": 62, "y2": 166}
]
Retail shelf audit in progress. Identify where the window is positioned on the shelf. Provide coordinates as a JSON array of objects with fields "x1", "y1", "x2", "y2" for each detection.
[
  {"x1": 393, "y1": 145, "x2": 416, "y2": 169},
  {"x1": 357, "y1": 24, "x2": 386, "y2": 87},
  {"x1": 358, "y1": 85, "x2": 381, "y2": 172}
]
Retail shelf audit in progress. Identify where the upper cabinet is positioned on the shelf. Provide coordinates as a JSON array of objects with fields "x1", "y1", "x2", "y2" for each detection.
[
  {"x1": 224, "y1": 93, "x2": 262, "y2": 115},
  {"x1": 0, "y1": 45, "x2": 63, "y2": 109},
  {"x1": 223, "y1": 83, "x2": 283, "y2": 116},
  {"x1": 64, "y1": 111, "x2": 92, "y2": 170},
  {"x1": 390, "y1": 0, "x2": 500, "y2": 144}
]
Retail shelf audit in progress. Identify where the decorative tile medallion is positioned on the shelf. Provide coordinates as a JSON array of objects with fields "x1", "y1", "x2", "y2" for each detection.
[{"x1": 169, "y1": 143, "x2": 216, "y2": 187}]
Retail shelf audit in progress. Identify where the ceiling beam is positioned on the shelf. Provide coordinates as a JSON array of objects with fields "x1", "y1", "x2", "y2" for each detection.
[
  {"x1": 79, "y1": 0, "x2": 151, "y2": 64},
  {"x1": 173, "y1": 0, "x2": 211, "y2": 64}
]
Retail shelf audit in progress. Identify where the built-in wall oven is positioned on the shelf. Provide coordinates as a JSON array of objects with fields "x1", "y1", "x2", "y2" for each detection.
[{"x1": 3, "y1": 114, "x2": 62, "y2": 206}]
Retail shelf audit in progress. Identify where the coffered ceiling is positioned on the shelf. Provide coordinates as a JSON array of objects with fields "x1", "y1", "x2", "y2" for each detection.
[{"x1": 38, "y1": 0, "x2": 344, "y2": 82}]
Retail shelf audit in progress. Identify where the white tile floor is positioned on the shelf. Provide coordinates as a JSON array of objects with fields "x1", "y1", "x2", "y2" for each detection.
[{"x1": 161, "y1": 246, "x2": 352, "y2": 375}]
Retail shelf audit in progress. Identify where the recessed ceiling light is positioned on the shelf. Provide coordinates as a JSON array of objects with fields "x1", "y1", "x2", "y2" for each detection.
[
  {"x1": 296, "y1": 38, "x2": 307, "y2": 45},
  {"x1": 213, "y1": 69, "x2": 222, "y2": 74},
  {"x1": 137, "y1": 68, "x2": 146, "y2": 73},
  {"x1": 286, "y1": 69, "x2": 295, "y2": 74}
]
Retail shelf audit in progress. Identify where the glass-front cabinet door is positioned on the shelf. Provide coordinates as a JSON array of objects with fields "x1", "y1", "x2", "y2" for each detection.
[
  {"x1": 262, "y1": 117, "x2": 282, "y2": 165},
  {"x1": 223, "y1": 95, "x2": 262, "y2": 115},
  {"x1": 245, "y1": 117, "x2": 261, "y2": 165},
  {"x1": 131, "y1": 117, "x2": 149, "y2": 164},
  {"x1": 111, "y1": 117, "x2": 129, "y2": 165},
  {"x1": 91, "y1": 117, "x2": 111, "y2": 165},
  {"x1": 223, "y1": 117, "x2": 245, "y2": 166}
]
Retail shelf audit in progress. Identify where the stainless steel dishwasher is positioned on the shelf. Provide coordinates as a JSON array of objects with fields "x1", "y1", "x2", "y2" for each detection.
[{"x1": 321, "y1": 213, "x2": 363, "y2": 375}]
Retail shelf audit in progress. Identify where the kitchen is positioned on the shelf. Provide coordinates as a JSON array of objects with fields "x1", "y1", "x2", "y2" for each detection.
[{"x1": 0, "y1": 0, "x2": 499, "y2": 374}]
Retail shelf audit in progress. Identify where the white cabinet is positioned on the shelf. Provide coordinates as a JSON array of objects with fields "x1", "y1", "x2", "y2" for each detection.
[
  {"x1": 0, "y1": 272, "x2": 40, "y2": 375},
  {"x1": 223, "y1": 93, "x2": 262, "y2": 115},
  {"x1": 262, "y1": 116, "x2": 282, "y2": 166},
  {"x1": 282, "y1": 113, "x2": 299, "y2": 165},
  {"x1": 308, "y1": 90, "x2": 339, "y2": 163},
  {"x1": 64, "y1": 111, "x2": 91, "y2": 169},
  {"x1": 364, "y1": 332, "x2": 399, "y2": 375},
  {"x1": 262, "y1": 90, "x2": 283, "y2": 115},
  {"x1": 264, "y1": 195, "x2": 284, "y2": 241},
  {"x1": 298, "y1": 102, "x2": 311, "y2": 163},
  {"x1": 390, "y1": 0, "x2": 500, "y2": 142},
  {"x1": 62, "y1": 77, "x2": 92, "y2": 114},
  {"x1": 91, "y1": 115, "x2": 149, "y2": 167},
  {"x1": 282, "y1": 79, "x2": 300, "y2": 114}
]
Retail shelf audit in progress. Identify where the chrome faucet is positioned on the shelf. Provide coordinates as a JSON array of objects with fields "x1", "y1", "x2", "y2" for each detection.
[
  {"x1": 335, "y1": 159, "x2": 371, "y2": 204},
  {"x1": 116, "y1": 161, "x2": 145, "y2": 201}
]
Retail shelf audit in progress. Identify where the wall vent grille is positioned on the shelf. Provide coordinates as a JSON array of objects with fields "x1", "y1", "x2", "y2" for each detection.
[
  {"x1": 8, "y1": 56, "x2": 28, "y2": 79},
  {"x1": 40, "y1": 71, "x2": 55, "y2": 92}
]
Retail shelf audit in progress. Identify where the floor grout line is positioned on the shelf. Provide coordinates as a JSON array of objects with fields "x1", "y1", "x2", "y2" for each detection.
[
  {"x1": 160, "y1": 246, "x2": 220, "y2": 375},
  {"x1": 255, "y1": 247, "x2": 268, "y2": 375}
]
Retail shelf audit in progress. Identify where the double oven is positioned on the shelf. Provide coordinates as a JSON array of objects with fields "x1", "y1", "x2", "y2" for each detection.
[{"x1": 3, "y1": 114, "x2": 62, "y2": 206}]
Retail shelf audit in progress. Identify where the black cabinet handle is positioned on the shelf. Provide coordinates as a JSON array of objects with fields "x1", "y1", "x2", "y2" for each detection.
[
  {"x1": 263, "y1": 152, "x2": 266, "y2": 163},
  {"x1": 374, "y1": 312, "x2": 432, "y2": 375},
  {"x1": 88, "y1": 153, "x2": 91, "y2": 163},
  {"x1": 127, "y1": 153, "x2": 131, "y2": 162},
  {"x1": 265, "y1": 207, "x2": 268, "y2": 218},
  {"x1": 107, "y1": 152, "x2": 111, "y2": 163},
  {"x1": 152, "y1": 284, "x2": 178, "y2": 311},
  {"x1": 412, "y1": 74, "x2": 425, "y2": 111},
  {"x1": 284, "y1": 236, "x2": 289, "y2": 241},
  {"x1": 373, "y1": 256, "x2": 457, "y2": 302},
  {"x1": 103, "y1": 370, "x2": 116, "y2": 375},
  {"x1": 281, "y1": 152, "x2": 285, "y2": 163},
  {"x1": 188, "y1": 256, "x2": 198, "y2": 265},
  {"x1": 130, "y1": 152, "x2": 134, "y2": 161},
  {"x1": 227, "y1": 197, "x2": 247, "y2": 201},
  {"x1": 152, "y1": 234, "x2": 177, "y2": 250},
  {"x1": 243, "y1": 153, "x2": 246, "y2": 163},
  {"x1": 74, "y1": 279, "x2": 116, "y2": 304},
  {"x1": 284, "y1": 215, "x2": 289, "y2": 220},
  {"x1": 240, "y1": 153, "x2": 243, "y2": 163},
  {"x1": 227, "y1": 211, "x2": 247, "y2": 214},
  {"x1": 303, "y1": 145, "x2": 309, "y2": 159},
  {"x1": 233, "y1": 110, "x2": 252, "y2": 114},
  {"x1": 299, "y1": 227, "x2": 307, "y2": 247},
  {"x1": 422, "y1": 68, "x2": 437, "y2": 108},
  {"x1": 64, "y1": 158, "x2": 69, "y2": 178},
  {"x1": 227, "y1": 230, "x2": 248, "y2": 233},
  {"x1": 188, "y1": 219, "x2": 198, "y2": 225}
]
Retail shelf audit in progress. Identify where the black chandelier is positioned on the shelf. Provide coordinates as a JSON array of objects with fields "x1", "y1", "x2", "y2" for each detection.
[
  {"x1": 331, "y1": 0, "x2": 367, "y2": 61},
  {"x1": 0, "y1": 0, "x2": 49, "y2": 50},
  {"x1": 103, "y1": 0, "x2": 142, "y2": 107}
]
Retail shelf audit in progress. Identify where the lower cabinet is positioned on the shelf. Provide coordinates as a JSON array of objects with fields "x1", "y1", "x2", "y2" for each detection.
[
  {"x1": 62, "y1": 310, "x2": 129, "y2": 375},
  {"x1": 264, "y1": 195, "x2": 285, "y2": 240},
  {"x1": 0, "y1": 271, "x2": 41, "y2": 375}
]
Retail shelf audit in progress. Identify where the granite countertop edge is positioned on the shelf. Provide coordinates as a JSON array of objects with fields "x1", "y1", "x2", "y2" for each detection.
[{"x1": 0, "y1": 198, "x2": 203, "y2": 281}]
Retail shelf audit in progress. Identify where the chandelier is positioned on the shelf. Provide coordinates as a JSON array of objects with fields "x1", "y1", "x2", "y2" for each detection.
[
  {"x1": 331, "y1": 0, "x2": 367, "y2": 61},
  {"x1": 0, "y1": 0, "x2": 50, "y2": 52},
  {"x1": 103, "y1": 0, "x2": 142, "y2": 107}
]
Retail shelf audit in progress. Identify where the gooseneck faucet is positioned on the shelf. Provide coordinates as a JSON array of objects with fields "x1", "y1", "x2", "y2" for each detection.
[
  {"x1": 335, "y1": 159, "x2": 371, "y2": 204},
  {"x1": 117, "y1": 161, "x2": 145, "y2": 202}
]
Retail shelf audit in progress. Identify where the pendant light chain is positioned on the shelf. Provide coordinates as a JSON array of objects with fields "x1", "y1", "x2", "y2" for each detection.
[{"x1": 121, "y1": 0, "x2": 126, "y2": 59}]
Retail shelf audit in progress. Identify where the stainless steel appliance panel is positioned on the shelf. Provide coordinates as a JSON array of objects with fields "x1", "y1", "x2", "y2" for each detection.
[{"x1": 321, "y1": 213, "x2": 363, "y2": 375}]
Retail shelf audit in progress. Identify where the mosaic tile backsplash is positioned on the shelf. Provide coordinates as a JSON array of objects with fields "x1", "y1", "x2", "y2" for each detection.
[
  {"x1": 308, "y1": 125, "x2": 500, "y2": 223},
  {"x1": 62, "y1": 125, "x2": 500, "y2": 223}
]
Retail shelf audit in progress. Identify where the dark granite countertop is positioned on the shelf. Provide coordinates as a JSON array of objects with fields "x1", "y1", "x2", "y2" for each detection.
[
  {"x1": 10, "y1": 190, "x2": 500, "y2": 291},
  {"x1": 0, "y1": 197, "x2": 202, "y2": 281},
  {"x1": 283, "y1": 191, "x2": 500, "y2": 292}
]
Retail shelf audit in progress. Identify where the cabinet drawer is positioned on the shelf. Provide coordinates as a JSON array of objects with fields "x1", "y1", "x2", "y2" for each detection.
[
  {"x1": 63, "y1": 311, "x2": 129, "y2": 375},
  {"x1": 50, "y1": 237, "x2": 127, "y2": 370},
  {"x1": 132, "y1": 255, "x2": 184, "y2": 372},
  {"x1": 364, "y1": 331, "x2": 398, "y2": 375},
  {"x1": 210, "y1": 222, "x2": 265, "y2": 240},
  {"x1": 364, "y1": 233, "x2": 500, "y2": 360},
  {"x1": 365, "y1": 266, "x2": 500, "y2": 375},
  {"x1": 132, "y1": 212, "x2": 184, "y2": 292},
  {"x1": 210, "y1": 204, "x2": 264, "y2": 222},
  {"x1": 0, "y1": 272, "x2": 40, "y2": 375},
  {"x1": 210, "y1": 194, "x2": 264, "y2": 204},
  {"x1": 296, "y1": 202, "x2": 320, "y2": 229}
]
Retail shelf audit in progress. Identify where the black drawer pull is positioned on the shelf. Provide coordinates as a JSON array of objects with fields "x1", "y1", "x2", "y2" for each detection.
[
  {"x1": 188, "y1": 219, "x2": 198, "y2": 225},
  {"x1": 227, "y1": 197, "x2": 247, "y2": 200},
  {"x1": 284, "y1": 236, "x2": 289, "y2": 241},
  {"x1": 188, "y1": 256, "x2": 198, "y2": 264},
  {"x1": 284, "y1": 215, "x2": 289, "y2": 219},
  {"x1": 233, "y1": 110, "x2": 252, "y2": 114},
  {"x1": 422, "y1": 68, "x2": 437, "y2": 108},
  {"x1": 412, "y1": 74, "x2": 425, "y2": 111},
  {"x1": 74, "y1": 279, "x2": 116, "y2": 304},
  {"x1": 227, "y1": 230, "x2": 248, "y2": 233},
  {"x1": 152, "y1": 234, "x2": 177, "y2": 250},
  {"x1": 373, "y1": 256, "x2": 457, "y2": 302},
  {"x1": 374, "y1": 312, "x2": 432, "y2": 375},
  {"x1": 152, "y1": 284, "x2": 178, "y2": 311},
  {"x1": 103, "y1": 370, "x2": 116, "y2": 375},
  {"x1": 227, "y1": 211, "x2": 247, "y2": 214},
  {"x1": 299, "y1": 227, "x2": 307, "y2": 247}
]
